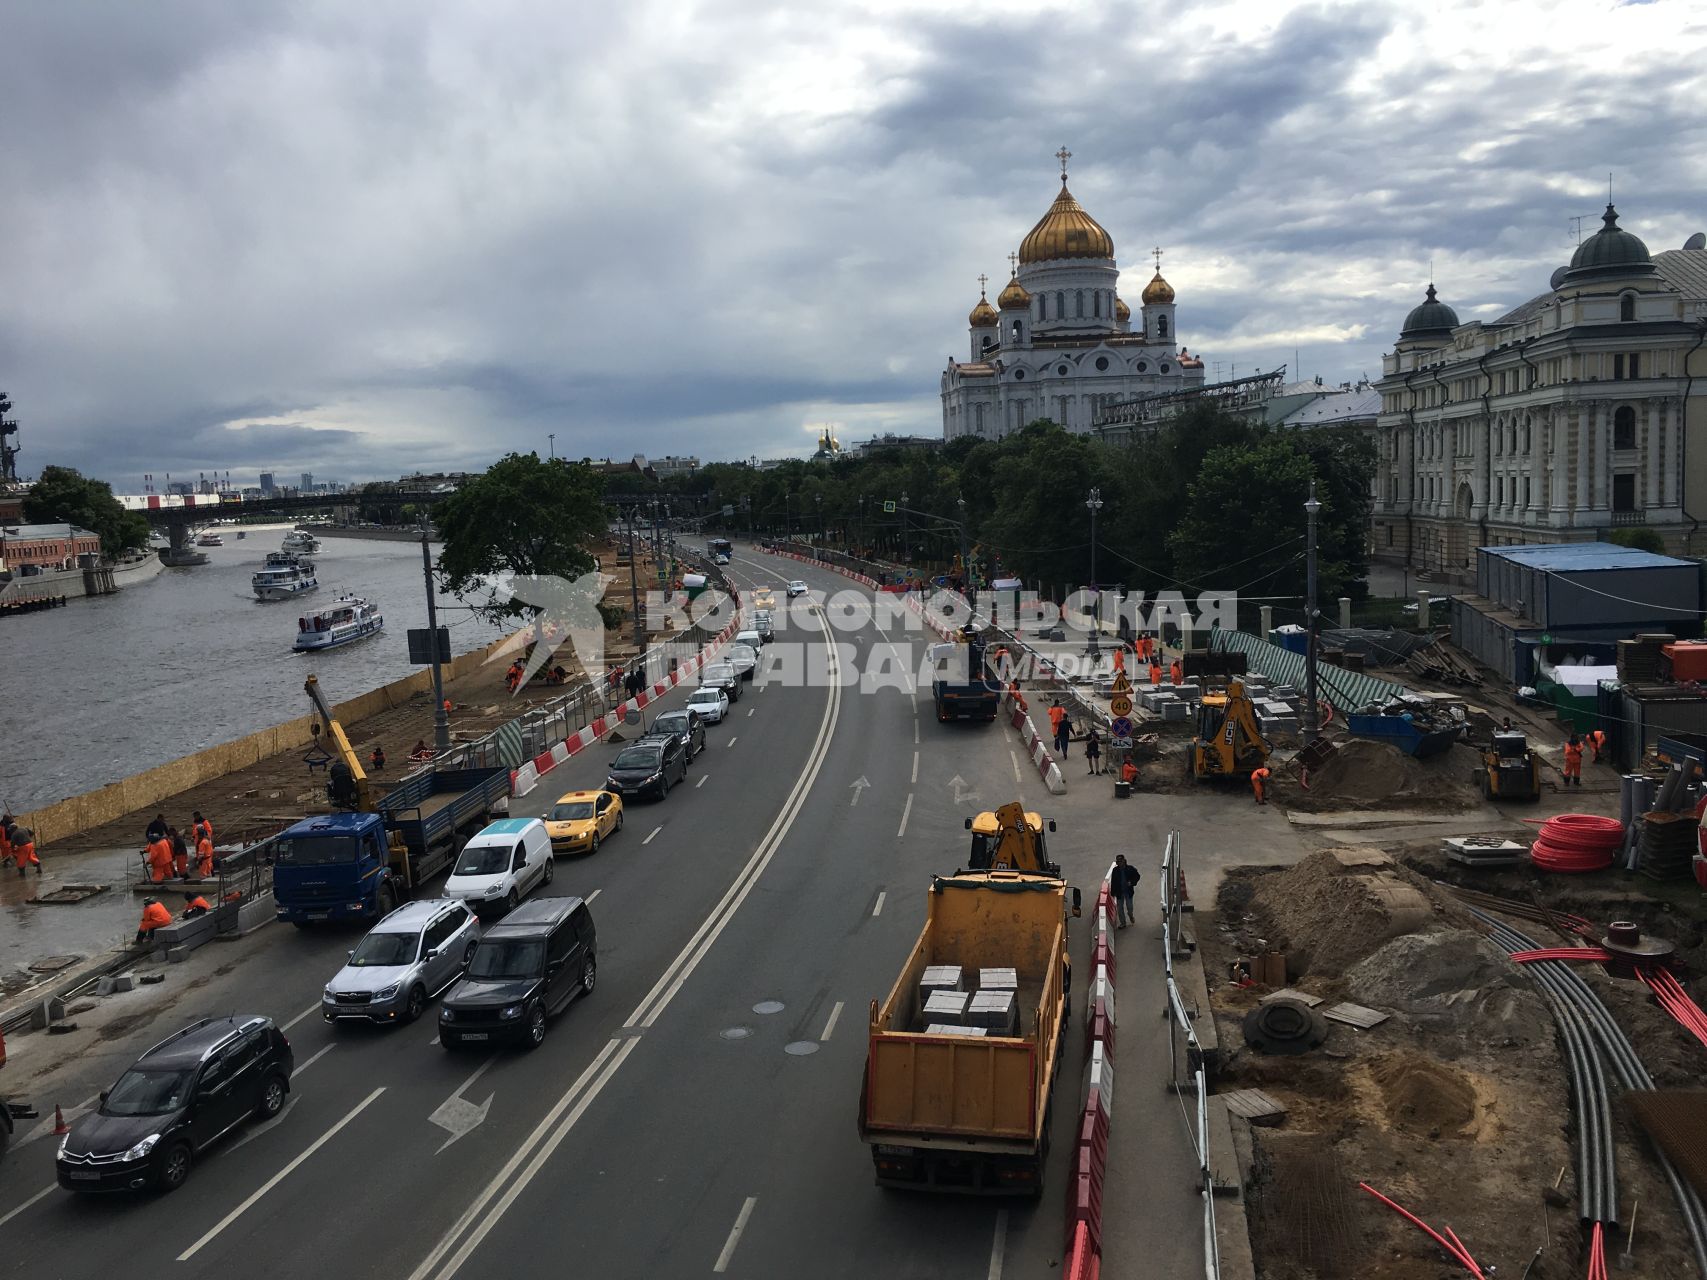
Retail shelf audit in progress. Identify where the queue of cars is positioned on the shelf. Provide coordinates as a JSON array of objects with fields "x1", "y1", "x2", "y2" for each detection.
[{"x1": 57, "y1": 562, "x2": 796, "y2": 1194}]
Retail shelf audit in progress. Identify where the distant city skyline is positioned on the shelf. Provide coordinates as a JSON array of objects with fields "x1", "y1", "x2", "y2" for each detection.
[{"x1": 3, "y1": 1, "x2": 1704, "y2": 485}]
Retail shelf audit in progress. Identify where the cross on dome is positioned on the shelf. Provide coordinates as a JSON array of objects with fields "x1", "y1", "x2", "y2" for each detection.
[
  {"x1": 977, "y1": 272, "x2": 989, "y2": 295},
  {"x1": 1152, "y1": 246, "x2": 1164, "y2": 272},
  {"x1": 1056, "y1": 146, "x2": 1072, "y2": 183}
]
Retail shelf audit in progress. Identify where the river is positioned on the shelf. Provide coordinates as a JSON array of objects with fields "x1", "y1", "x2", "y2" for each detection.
[{"x1": 0, "y1": 526, "x2": 512, "y2": 814}]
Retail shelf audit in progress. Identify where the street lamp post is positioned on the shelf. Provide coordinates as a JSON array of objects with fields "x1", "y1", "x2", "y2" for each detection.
[
  {"x1": 957, "y1": 497, "x2": 971, "y2": 591},
  {"x1": 548, "y1": 433, "x2": 556, "y2": 460},
  {"x1": 900, "y1": 491, "x2": 909, "y2": 565},
  {"x1": 815, "y1": 493, "x2": 823, "y2": 547},
  {"x1": 627, "y1": 507, "x2": 645, "y2": 664},
  {"x1": 420, "y1": 529, "x2": 452, "y2": 754},
  {"x1": 1303, "y1": 481, "x2": 1322, "y2": 742},
  {"x1": 1085, "y1": 487, "x2": 1104, "y2": 660}
]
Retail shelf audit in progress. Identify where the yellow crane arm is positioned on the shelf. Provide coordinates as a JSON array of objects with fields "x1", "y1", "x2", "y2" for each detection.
[{"x1": 306, "y1": 675, "x2": 371, "y2": 810}]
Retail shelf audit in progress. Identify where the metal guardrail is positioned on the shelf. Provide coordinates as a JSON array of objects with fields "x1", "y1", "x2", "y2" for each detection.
[{"x1": 1160, "y1": 830, "x2": 1221, "y2": 1280}]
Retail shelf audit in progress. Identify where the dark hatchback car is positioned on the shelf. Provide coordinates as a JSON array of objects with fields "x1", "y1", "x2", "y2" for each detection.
[
  {"x1": 606, "y1": 734, "x2": 688, "y2": 800},
  {"x1": 439, "y1": 897, "x2": 597, "y2": 1050},
  {"x1": 57, "y1": 1015, "x2": 293, "y2": 1193},
  {"x1": 648, "y1": 708, "x2": 705, "y2": 759}
]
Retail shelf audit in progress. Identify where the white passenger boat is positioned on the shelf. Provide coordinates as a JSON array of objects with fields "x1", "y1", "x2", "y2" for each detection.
[
  {"x1": 195, "y1": 532, "x2": 224, "y2": 547},
  {"x1": 252, "y1": 552, "x2": 319, "y2": 601},
  {"x1": 293, "y1": 596, "x2": 383, "y2": 651},
  {"x1": 281, "y1": 531, "x2": 322, "y2": 554}
]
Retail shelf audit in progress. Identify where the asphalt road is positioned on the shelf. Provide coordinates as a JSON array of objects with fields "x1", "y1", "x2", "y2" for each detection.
[{"x1": 0, "y1": 545, "x2": 1079, "y2": 1279}]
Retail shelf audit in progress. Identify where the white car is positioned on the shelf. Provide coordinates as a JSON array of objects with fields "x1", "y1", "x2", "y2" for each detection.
[
  {"x1": 687, "y1": 686, "x2": 729, "y2": 723},
  {"x1": 445, "y1": 818, "x2": 554, "y2": 916},
  {"x1": 786, "y1": 580, "x2": 809, "y2": 598},
  {"x1": 727, "y1": 642, "x2": 758, "y2": 681},
  {"x1": 735, "y1": 628, "x2": 764, "y2": 651}
]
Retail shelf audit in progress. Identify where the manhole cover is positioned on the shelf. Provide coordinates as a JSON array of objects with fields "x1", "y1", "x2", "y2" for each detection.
[
  {"x1": 27, "y1": 954, "x2": 83, "y2": 974},
  {"x1": 784, "y1": 1041, "x2": 820, "y2": 1057},
  {"x1": 753, "y1": 1000, "x2": 785, "y2": 1015},
  {"x1": 720, "y1": 1026, "x2": 753, "y2": 1041}
]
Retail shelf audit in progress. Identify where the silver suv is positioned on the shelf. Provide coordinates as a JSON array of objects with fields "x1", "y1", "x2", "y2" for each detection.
[{"x1": 323, "y1": 899, "x2": 479, "y2": 1025}]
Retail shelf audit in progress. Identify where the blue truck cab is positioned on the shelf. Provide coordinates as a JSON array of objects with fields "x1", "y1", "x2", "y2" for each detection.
[{"x1": 272, "y1": 765, "x2": 511, "y2": 926}]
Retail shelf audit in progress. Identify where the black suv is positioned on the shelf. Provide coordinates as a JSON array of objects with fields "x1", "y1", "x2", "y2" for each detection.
[
  {"x1": 606, "y1": 734, "x2": 689, "y2": 800},
  {"x1": 439, "y1": 897, "x2": 597, "y2": 1050},
  {"x1": 57, "y1": 1015, "x2": 293, "y2": 1193},
  {"x1": 647, "y1": 709, "x2": 705, "y2": 759}
]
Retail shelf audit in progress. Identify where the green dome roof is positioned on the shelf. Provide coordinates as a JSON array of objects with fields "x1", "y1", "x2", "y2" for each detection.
[
  {"x1": 1401, "y1": 284, "x2": 1458, "y2": 337},
  {"x1": 1563, "y1": 204, "x2": 1655, "y2": 282}
]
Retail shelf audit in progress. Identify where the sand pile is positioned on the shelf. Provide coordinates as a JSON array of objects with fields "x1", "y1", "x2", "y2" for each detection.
[
  {"x1": 1367, "y1": 1051, "x2": 1480, "y2": 1136},
  {"x1": 1301, "y1": 738, "x2": 1479, "y2": 808},
  {"x1": 1347, "y1": 929, "x2": 1550, "y2": 1044},
  {"x1": 1248, "y1": 848, "x2": 1466, "y2": 977}
]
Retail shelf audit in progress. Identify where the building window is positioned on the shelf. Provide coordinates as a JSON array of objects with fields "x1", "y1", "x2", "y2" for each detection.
[
  {"x1": 1157, "y1": 315, "x2": 1169, "y2": 340},
  {"x1": 1614, "y1": 354, "x2": 1625, "y2": 380},
  {"x1": 1012, "y1": 368, "x2": 1025, "y2": 380},
  {"x1": 1620, "y1": 293, "x2": 1636, "y2": 322},
  {"x1": 1629, "y1": 353, "x2": 1640, "y2": 379},
  {"x1": 1614, "y1": 405, "x2": 1636, "y2": 450},
  {"x1": 1095, "y1": 356, "x2": 1109, "y2": 371},
  {"x1": 1035, "y1": 297, "x2": 1045, "y2": 322},
  {"x1": 1613, "y1": 472, "x2": 1637, "y2": 512},
  {"x1": 1136, "y1": 361, "x2": 1149, "y2": 373},
  {"x1": 1055, "y1": 291, "x2": 1065, "y2": 318}
]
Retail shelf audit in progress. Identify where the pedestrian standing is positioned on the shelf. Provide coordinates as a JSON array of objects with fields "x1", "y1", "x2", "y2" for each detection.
[
  {"x1": 1085, "y1": 727, "x2": 1102, "y2": 775},
  {"x1": 1170, "y1": 657, "x2": 1183, "y2": 685},
  {"x1": 1047, "y1": 699, "x2": 1066, "y2": 748},
  {"x1": 1149, "y1": 660, "x2": 1163, "y2": 686},
  {"x1": 145, "y1": 813, "x2": 169, "y2": 845},
  {"x1": 193, "y1": 828, "x2": 215, "y2": 879},
  {"x1": 1111, "y1": 854, "x2": 1141, "y2": 929},
  {"x1": 1054, "y1": 710, "x2": 1072, "y2": 758}
]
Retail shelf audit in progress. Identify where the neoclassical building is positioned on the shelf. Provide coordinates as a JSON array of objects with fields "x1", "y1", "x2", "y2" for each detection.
[
  {"x1": 941, "y1": 153, "x2": 1204, "y2": 440},
  {"x1": 1371, "y1": 207, "x2": 1707, "y2": 580}
]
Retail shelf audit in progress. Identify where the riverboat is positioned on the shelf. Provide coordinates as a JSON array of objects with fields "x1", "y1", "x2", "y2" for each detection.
[{"x1": 293, "y1": 595, "x2": 383, "y2": 651}]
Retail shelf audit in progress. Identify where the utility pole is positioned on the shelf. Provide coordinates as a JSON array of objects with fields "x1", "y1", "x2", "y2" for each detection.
[
  {"x1": 1303, "y1": 481, "x2": 1322, "y2": 743},
  {"x1": 627, "y1": 508, "x2": 645, "y2": 666},
  {"x1": 420, "y1": 529, "x2": 451, "y2": 754},
  {"x1": 900, "y1": 491, "x2": 909, "y2": 565},
  {"x1": 1085, "y1": 487, "x2": 1104, "y2": 660},
  {"x1": 548, "y1": 433, "x2": 556, "y2": 460},
  {"x1": 956, "y1": 497, "x2": 971, "y2": 591}
]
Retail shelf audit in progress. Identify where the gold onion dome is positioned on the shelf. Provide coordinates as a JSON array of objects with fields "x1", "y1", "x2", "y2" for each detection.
[
  {"x1": 1114, "y1": 296, "x2": 1130, "y2": 321},
  {"x1": 1018, "y1": 183, "x2": 1115, "y2": 264},
  {"x1": 1141, "y1": 272, "x2": 1175, "y2": 304},
  {"x1": 997, "y1": 275, "x2": 1031, "y2": 309},
  {"x1": 968, "y1": 293, "x2": 999, "y2": 326}
]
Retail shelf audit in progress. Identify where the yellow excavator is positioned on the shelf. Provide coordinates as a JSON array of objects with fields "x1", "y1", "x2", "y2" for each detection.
[
  {"x1": 963, "y1": 801, "x2": 1061, "y2": 877},
  {"x1": 305, "y1": 675, "x2": 374, "y2": 811},
  {"x1": 1189, "y1": 679, "x2": 1271, "y2": 782}
]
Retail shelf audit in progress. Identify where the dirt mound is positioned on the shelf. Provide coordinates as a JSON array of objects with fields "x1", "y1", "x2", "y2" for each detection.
[
  {"x1": 1368, "y1": 1052, "x2": 1478, "y2": 1136},
  {"x1": 1247, "y1": 848, "x2": 1465, "y2": 977},
  {"x1": 1296, "y1": 737, "x2": 1481, "y2": 809}
]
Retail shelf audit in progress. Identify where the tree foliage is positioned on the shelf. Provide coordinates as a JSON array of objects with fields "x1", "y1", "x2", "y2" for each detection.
[
  {"x1": 23, "y1": 465, "x2": 150, "y2": 554},
  {"x1": 435, "y1": 453, "x2": 608, "y2": 620},
  {"x1": 1608, "y1": 526, "x2": 1667, "y2": 555}
]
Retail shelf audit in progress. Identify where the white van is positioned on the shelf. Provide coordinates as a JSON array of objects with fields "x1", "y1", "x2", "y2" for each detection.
[{"x1": 445, "y1": 818, "x2": 554, "y2": 916}]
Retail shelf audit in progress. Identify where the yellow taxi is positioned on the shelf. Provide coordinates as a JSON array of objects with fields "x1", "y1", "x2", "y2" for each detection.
[
  {"x1": 752, "y1": 586, "x2": 776, "y2": 609},
  {"x1": 545, "y1": 788, "x2": 624, "y2": 854}
]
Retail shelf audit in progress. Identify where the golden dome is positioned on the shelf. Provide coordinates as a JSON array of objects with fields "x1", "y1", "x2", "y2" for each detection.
[
  {"x1": 997, "y1": 275, "x2": 1031, "y2": 309},
  {"x1": 1114, "y1": 295, "x2": 1130, "y2": 322},
  {"x1": 968, "y1": 294, "x2": 999, "y2": 327},
  {"x1": 1018, "y1": 183, "x2": 1114, "y2": 264},
  {"x1": 1141, "y1": 272, "x2": 1175, "y2": 305}
]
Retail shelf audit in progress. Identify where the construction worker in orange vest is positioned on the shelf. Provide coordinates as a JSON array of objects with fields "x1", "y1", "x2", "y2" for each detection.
[
  {"x1": 0, "y1": 820, "x2": 11, "y2": 872},
  {"x1": 191, "y1": 811, "x2": 214, "y2": 846},
  {"x1": 1251, "y1": 766, "x2": 1271, "y2": 804},
  {"x1": 1562, "y1": 734, "x2": 1584, "y2": 786},
  {"x1": 1170, "y1": 658, "x2": 1183, "y2": 685},
  {"x1": 194, "y1": 830, "x2": 215, "y2": 879},
  {"x1": 169, "y1": 828, "x2": 190, "y2": 879},
  {"x1": 1149, "y1": 660, "x2": 1163, "y2": 686},
  {"x1": 1120, "y1": 757, "x2": 1138, "y2": 786},
  {"x1": 4, "y1": 817, "x2": 39, "y2": 877},
  {"x1": 181, "y1": 892, "x2": 211, "y2": 918},
  {"x1": 145, "y1": 835, "x2": 174, "y2": 883},
  {"x1": 135, "y1": 898, "x2": 173, "y2": 943},
  {"x1": 1587, "y1": 729, "x2": 1607, "y2": 765}
]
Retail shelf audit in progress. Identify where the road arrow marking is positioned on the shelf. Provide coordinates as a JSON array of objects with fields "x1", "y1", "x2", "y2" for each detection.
[
  {"x1": 849, "y1": 776, "x2": 871, "y2": 806},
  {"x1": 948, "y1": 775, "x2": 981, "y2": 806},
  {"x1": 432, "y1": 1058, "x2": 497, "y2": 1153}
]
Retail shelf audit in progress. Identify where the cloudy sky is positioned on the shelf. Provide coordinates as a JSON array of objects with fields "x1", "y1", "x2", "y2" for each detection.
[{"x1": 4, "y1": 0, "x2": 1705, "y2": 490}]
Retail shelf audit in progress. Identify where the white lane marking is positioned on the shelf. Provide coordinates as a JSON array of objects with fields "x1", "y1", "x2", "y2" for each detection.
[
  {"x1": 727, "y1": 736, "x2": 738, "y2": 746},
  {"x1": 296, "y1": 1043, "x2": 336, "y2": 1075},
  {"x1": 913, "y1": 721, "x2": 919, "y2": 745},
  {"x1": 747, "y1": 707, "x2": 755, "y2": 717},
  {"x1": 643, "y1": 826, "x2": 662, "y2": 846},
  {"x1": 412, "y1": 1038, "x2": 637, "y2": 1280},
  {"x1": 0, "y1": 1184, "x2": 55, "y2": 1229},
  {"x1": 225, "y1": 1096, "x2": 300, "y2": 1154},
  {"x1": 713, "y1": 1196, "x2": 759, "y2": 1273},
  {"x1": 585, "y1": 889, "x2": 601, "y2": 903},
  {"x1": 178, "y1": 1086, "x2": 385, "y2": 1261},
  {"x1": 897, "y1": 793, "x2": 913, "y2": 839},
  {"x1": 988, "y1": 1209, "x2": 1009, "y2": 1280},
  {"x1": 820, "y1": 1000, "x2": 844, "y2": 1042},
  {"x1": 911, "y1": 751, "x2": 919, "y2": 784},
  {"x1": 872, "y1": 892, "x2": 886, "y2": 917},
  {"x1": 1011, "y1": 749, "x2": 1023, "y2": 784},
  {"x1": 696, "y1": 774, "x2": 708, "y2": 789},
  {"x1": 283, "y1": 1003, "x2": 320, "y2": 1031}
]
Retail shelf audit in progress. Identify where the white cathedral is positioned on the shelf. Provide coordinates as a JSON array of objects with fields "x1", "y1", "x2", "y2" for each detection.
[{"x1": 941, "y1": 150, "x2": 1205, "y2": 441}]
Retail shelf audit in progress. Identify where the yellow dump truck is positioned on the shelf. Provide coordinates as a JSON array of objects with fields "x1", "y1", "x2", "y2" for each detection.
[{"x1": 859, "y1": 871, "x2": 1072, "y2": 1195}]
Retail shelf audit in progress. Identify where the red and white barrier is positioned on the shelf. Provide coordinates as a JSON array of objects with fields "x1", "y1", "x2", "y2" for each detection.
[
  {"x1": 1065, "y1": 874, "x2": 1119, "y2": 1275},
  {"x1": 1004, "y1": 692, "x2": 1068, "y2": 795}
]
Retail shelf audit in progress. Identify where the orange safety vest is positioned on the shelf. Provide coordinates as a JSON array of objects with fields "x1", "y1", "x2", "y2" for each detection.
[
  {"x1": 195, "y1": 837, "x2": 215, "y2": 876},
  {"x1": 1563, "y1": 742, "x2": 1583, "y2": 764},
  {"x1": 184, "y1": 896, "x2": 211, "y2": 915},
  {"x1": 1120, "y1": 761, "x2": 1138, "y2": 783},
  {"x1": 194, "y1": 819, "x2": 213, "y2": 844},
  {"x1": 146, "y1": 838, "x2": 173, "y2": 874},
  {"x1": 139, "y1": 902, "x2": 173, "y2": 933},
  {"x1": 1170, "y1": 661, "x2": 1183, "y2": 683},
  {"x1": 1047, "y1": 706, "x2": 1065, "y2": 732}
]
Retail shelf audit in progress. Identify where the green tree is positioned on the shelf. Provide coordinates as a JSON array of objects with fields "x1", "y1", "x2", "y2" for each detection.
[
  {"x1": 435, "y1": 454, "x2": 608, "y2": 620},
  {"x1": 1608, "y1": 526, "x2": 1667, "y2": 555},
  {"x1": 23, "y1": 465, "x2": 149, "y2": 554}
]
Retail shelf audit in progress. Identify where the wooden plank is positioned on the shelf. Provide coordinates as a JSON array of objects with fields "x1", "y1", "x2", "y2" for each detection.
[
  {"x1": 1258, "y1": 987, "x2": 1324, "y2": 1008},
  {"x1": 1321, "y1": 1001, "x2": 1390, "y2": 1029},
  {"x1": 1220, "y1": 1088, "x2": 1287, "y2": 1125}
]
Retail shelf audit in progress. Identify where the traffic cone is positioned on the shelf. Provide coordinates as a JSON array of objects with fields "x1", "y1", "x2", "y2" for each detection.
[{"x1": 52, "y1": 1104, "x2": 69, "y2": 1135}]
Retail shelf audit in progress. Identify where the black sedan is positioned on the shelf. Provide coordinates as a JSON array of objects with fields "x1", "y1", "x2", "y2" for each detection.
[
  {"x1": 648, "y1": 708, "x2": 706, "y2": 759},
  {"x1": 606, "y1": 735, "x2": 689, "y2": 800}
]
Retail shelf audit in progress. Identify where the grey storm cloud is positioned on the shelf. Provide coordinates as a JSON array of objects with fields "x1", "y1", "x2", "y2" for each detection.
[{"x1": 2, "y1": 0, "x2": 1705, "y2": 490}]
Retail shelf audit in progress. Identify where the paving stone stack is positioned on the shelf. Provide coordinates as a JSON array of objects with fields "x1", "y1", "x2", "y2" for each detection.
[
  {"x1": 1618, "y1": 633, "x2": 1674, "y2": 684},
  {"x1": 1637, "y1": 811, "x2": 1697, "y2": 880}
]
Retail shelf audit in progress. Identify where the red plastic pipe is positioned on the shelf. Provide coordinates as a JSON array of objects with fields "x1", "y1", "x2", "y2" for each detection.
[
  {"x1": 1527, "y1": 814, "x2": 1623, "y2": 873},
  {"x1": 1358, "y1": 1183, "x2": 1487, "y2": 1277}
]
